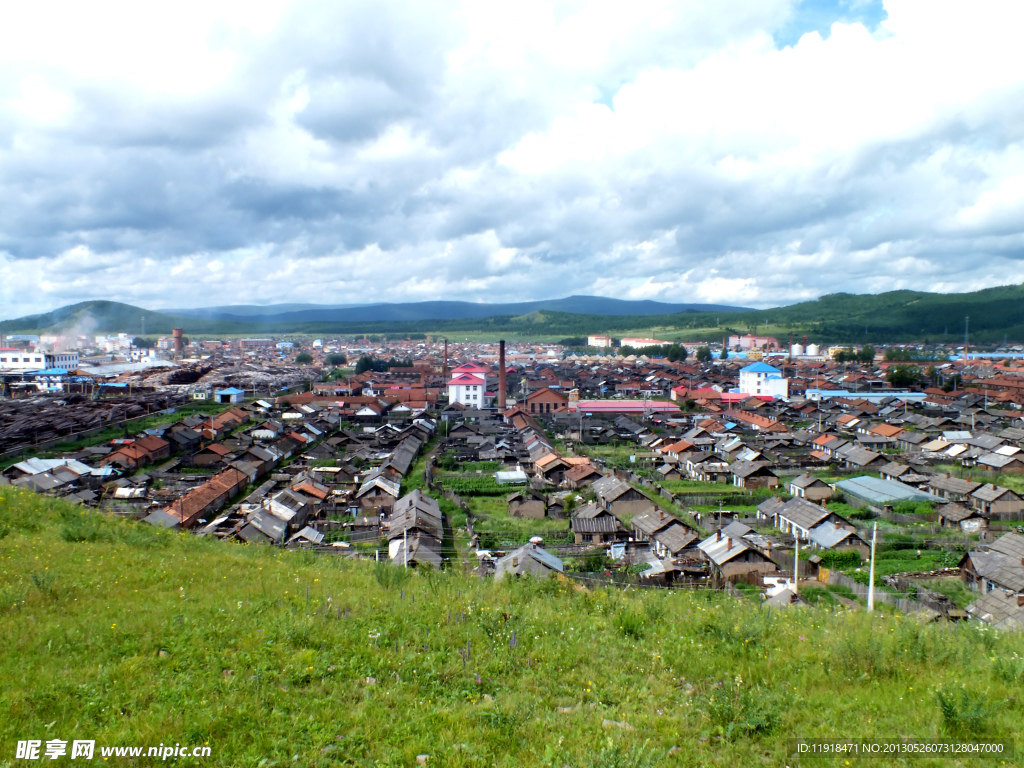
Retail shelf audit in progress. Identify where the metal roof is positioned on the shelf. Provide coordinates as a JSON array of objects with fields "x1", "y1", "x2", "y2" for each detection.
[{"x1": 835, "y1": 475, "x2": 942, "y2": 504}]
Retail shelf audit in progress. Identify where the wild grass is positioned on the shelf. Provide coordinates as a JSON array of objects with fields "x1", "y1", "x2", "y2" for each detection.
[{"x1": 0, "y1": 485, "x2": 1022, "y2": 767}]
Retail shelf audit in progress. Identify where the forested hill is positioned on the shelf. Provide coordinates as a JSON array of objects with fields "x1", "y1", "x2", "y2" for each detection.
[{"x1": 3, "y1": 285, "x2": 1024, "y2": 343}]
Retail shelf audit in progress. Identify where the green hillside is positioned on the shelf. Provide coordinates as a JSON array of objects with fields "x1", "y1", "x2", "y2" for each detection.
[
  {"x1": 1, "y1": 487, "x2": 1021, "y2": 766},
  {"x1": 0, "y1": 301, "x2": 251, "y2": 336},
  {"x1": 5, "y1": 284, "x2": 1024, "y2": 343}
]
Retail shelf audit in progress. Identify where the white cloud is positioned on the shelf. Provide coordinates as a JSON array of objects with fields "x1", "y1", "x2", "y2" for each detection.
[{"x1": 2, "y1": 0, "x2": 1024, "y2": 318}]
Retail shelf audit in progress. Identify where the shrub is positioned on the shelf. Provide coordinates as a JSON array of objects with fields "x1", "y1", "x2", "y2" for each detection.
[
  {"x1": 373, "y1": 561, "x2": 412, "y2": 590},
  {"x1": 60, "y1": 513, "x2": 107, "y2": 543},
  {"x1": 614, "y1": 607, "x2": 645, "y2": 639},
  {"x1": 991, "y1": 653, "x2": 1024, "y2": 684},
  {"x1": 936, "y1": 686, "x2": 996, "y2": 738},
  {"x1": 702, "y1": 679, "x2": 781, "y2": 740},
  {"x1": 818, "y1": 549, "x2": 862, "y2": 569}
]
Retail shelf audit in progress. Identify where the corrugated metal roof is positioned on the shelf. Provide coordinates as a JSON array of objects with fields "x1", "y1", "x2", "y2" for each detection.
[{"x1": 836, "y1": 475, "x2": 942, "y2": 504}]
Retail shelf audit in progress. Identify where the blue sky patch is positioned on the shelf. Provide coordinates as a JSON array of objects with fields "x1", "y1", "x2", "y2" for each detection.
[{"x1": 775, "y1": 0, "x2": 889, "y2": 47}]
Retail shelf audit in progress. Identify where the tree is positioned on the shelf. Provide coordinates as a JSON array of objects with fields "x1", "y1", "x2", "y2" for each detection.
[
  {"x1": 833, "y1": 347, "x2": 855, "y2": 363},
  {"x1": 719, "y1": 345, "x2": 728, "y2": 360},
  {"x1": 133, "y1": 337, "x2": 154, "y2": 349},
  {"x1": 665, "y1": 344, "x2": 688, "y2": 363},
  {"x1": 886, "y1": 364, "x2": 921, "y2": 388},
  {"x1": 696, "y1": 346, "x2": 712, "y2": 363},
  {"x1": 295, "y1": 352, "x2": 313, "y2": 365},
  {"x1": 857, "y1": 345, "x2": 875, "y2": 364},
  {"x1": 325, "y1": 353, "x2": 347, "y2": 366},
  {"x1": 355, "y1": 355, "x2": 376, "y2": 374}
]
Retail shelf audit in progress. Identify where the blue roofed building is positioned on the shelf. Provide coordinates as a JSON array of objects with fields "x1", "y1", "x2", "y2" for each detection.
[{"x1": 214, "y1": 387, "x2": 246, "y2": 404}]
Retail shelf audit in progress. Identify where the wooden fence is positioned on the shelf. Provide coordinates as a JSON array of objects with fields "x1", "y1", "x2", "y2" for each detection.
[{"x1": 819, "y1": 570, "x2": 940, "y2": 615}]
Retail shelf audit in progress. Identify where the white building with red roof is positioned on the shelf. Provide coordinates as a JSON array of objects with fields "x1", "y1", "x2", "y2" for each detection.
[{"x1": 447, "y1": 362, "x2": 494, "y2": 408}]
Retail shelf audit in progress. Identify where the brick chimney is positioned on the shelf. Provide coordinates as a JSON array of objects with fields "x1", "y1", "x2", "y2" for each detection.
[
  {"x1": 659, "y1": 510, "x2": 664, "y2": 521},
  {"x1": 716, "y1": 529, "x2": 722, "y2": 542},
  {"x1": 727, "y1": 537, "x2": 733, "y2": 550},
  {"x1": 443, "y1": 339, "x2": 448, "y2": 379},
  {"x1": 498, "y1": 340, "x2": 507, "y2": 413}
]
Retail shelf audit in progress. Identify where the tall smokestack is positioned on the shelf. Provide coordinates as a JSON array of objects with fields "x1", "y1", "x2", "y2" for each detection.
[
  {"x1": 443, "y1": 339, "x2": 448, "y2": 378},
  {"x1": 498, "y1": 340, "x2": 506, "y2": 413},
  {"x1": 172, "y1": 328, "x2": 184, "y2": 356}
]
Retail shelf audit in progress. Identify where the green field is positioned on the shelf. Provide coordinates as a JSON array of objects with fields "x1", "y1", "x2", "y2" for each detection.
[
  {"x1": 465, "y1": 496, "x2": 571, "y2": 537},
  {"x1": 3, "y1": 487, "x2": 1024, "y2": 766}
]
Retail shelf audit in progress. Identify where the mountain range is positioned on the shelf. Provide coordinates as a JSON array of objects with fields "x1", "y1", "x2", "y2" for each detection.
[
  {"x1": 162, "y1": 296, "x2": 751, "y2": 323},
  {"x1": 3, "y1": 285, "x2": 1024, "y2": 343}
]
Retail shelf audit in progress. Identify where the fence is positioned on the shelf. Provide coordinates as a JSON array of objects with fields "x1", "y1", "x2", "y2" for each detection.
[
  {"x1": 819, "y1": 570, "x2": 940, "y2": 615},
  {"x1": 0, "y1": 405, "x2": 186, "y2": 463},
  {"x1": 564, "y1": 572, "x2": 717, "y2": 591}
]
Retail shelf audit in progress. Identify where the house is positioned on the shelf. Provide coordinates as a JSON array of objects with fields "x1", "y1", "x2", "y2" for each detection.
[
  {"x1": 977, "y1": 452, "x2": 1024, "y2": 474},
  {"x1": 356, "y1": 469, "x2": 402, "y2": 511},
  {"x1": 935, "y1": 502, "x2": 989, "y2": 533},
  {"x1": 760, "y1": 497, "x2": 857, "y2": 540},
  {"x1": 729, "y1": 461, "x2": 779, "y2": 489},
  {"x1": 214, "y1": 387, "x2": 246, "y2": 404},
  {"x1": 387, "y1": 490, "x2": 444, "y2": 566},
  {"x1": 788, "y1": 473, "x2": 833, "y2": 502},
  {"x1": 564, "y1": 463, "x2": 603, "y2": 488},
  {"x1": 591, "y1": 475, "x2": 652, "y2": 517},
  {"x1": 806, "y1": 521, "x2": 869, "y2": 558},
  {"x1": 156, "y1": 468, "x2": 248, "y2": 529},
  {"x1": 507, "y1": 490, "x2": 547, "y2": 519},
  {"x1": 631, "y1": 508, "x2": 699, "y2": 559},
  {"x1": 697, "y1": 522, "x2": 779, "y2": 582},
  {"x1": 837, "y1": 445, "x2": 887, "y2": 471},
  {"x1": 570, "y1": 502, "x2": 623, "y2": 545},
  {"x1": 971, "y1": 485, "x2": 1024, "y2": 518},
  {"x1": 525, "y1": 386, "x2": 570, "y2": 415},
  {"x1": 926, "y1": 475, "x2": 982, "y2": 502},
  {"x1": 192, "y1": 443, "x2": 232, "y2": 468},
  {"x1": 656, "y1": 463, "x2": 685, "y2": 481},
  {"x1": 685, "y1": 452, "x2": 731, "y2": 483},
  {"x1": 390, "y1": 534, "x2": 444, "y2": 569},
  {"x1": 961, "y1": 532, "x2": 1024, "y2": 597},
  {"x1": 534, "y1": 453, "x2": 571, "y2": 484},
  {"x1": 495, "y1": 543, "x2": 564, "y2": 579}
]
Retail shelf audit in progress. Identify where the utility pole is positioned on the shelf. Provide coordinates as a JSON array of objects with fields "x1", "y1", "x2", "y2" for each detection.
[
  {"x1": 867, "y1": 522, "x2": 878, "y2": 612},
  {"x1": 794, "y1": 535, "x2": 799, "y2": 597}
]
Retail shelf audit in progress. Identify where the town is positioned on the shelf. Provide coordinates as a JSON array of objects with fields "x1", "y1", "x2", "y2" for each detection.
[{"x1": 4, "y1": 328, "x2": 1024, "y2": 629}]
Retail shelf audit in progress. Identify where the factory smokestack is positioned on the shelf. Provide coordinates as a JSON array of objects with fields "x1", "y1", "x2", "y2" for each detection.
[
  {"x1": 498, "y1": 340, "x2": 506, "y2": 413},
  {"x1": 443, "y1": 339, "x2": 448, "y2": 378},
  {"x1": 172, "y1": 328, "x2": 184, "y2": 356}
]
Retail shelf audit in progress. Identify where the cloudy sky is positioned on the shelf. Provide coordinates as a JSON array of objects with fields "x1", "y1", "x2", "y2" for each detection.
[{"x1": 2, "y1": 0, "x2": 1023, "y2": 318}]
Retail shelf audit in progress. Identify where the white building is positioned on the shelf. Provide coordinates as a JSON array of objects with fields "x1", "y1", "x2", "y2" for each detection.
[
  {"x1": 587, "y1": 335, "x2": 613, "y2": 348},
  {"x1": 738, "y1": 362, "x2": 788, "y2": 398},
  {"x1": 447, "y1": 362, "x2": 494, "y2": 407},
  {"x1": 0, "y1": 350, "x2": 79, "y2": 372},
  {"x1": 620, "y1": 337, "x2": 671, "y2": 347}
]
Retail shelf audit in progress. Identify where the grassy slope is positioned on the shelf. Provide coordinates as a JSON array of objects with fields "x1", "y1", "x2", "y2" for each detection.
[{"x1": 2, "y1": 487, "x2": 1024, "y2": 767}]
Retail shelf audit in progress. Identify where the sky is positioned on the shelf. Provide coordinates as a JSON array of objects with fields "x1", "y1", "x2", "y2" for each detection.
[{"x1": 2, "y1": 0, "x2": 1024, "y2": 318}]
